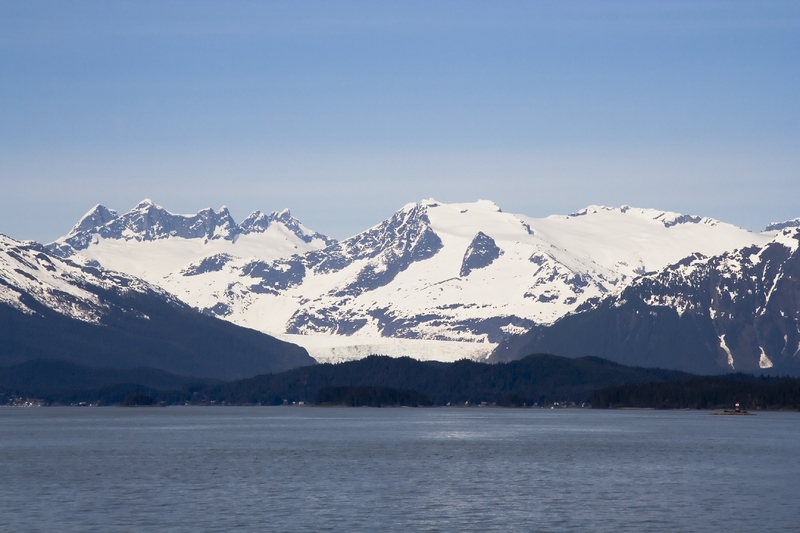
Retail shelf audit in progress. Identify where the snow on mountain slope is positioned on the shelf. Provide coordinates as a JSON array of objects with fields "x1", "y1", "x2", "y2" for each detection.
[
  {"x1": 47, "y1": 199, "x2": 334, "y2": 280},
  {"x1": 491, "y1": 227, "x2": 800, "y2": 375},
  {"x1": 0, "y1": 233, "x2": 317, "y2": 378},
  {"x1": 517, "y1": 205, "x2": 752, "y2": 279},
  {"x1": 0, "y1": 233, "x2": 176, "y2": 323},
  {"x1": 153, "y1": 200, "x2": 769, "y2": 360},
  {"x1": 765, "y1": 217, "x2": 800, "y2": 232}
]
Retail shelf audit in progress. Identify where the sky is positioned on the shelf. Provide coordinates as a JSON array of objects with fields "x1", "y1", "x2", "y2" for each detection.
[{"x1": 0, "y1": 0, "x2": 798, "y2": 242}]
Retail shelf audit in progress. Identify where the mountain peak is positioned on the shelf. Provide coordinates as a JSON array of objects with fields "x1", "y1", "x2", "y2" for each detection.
[
  {"x1": 765, "y1": 217, "x2": 800, "y2": 232},
  {"x1": 68, "y1": 204, "x2": 118, "y2": 237},
  {"x1": 49, "y1": 200, "x2": 334, "y2": 257},
  {"x1": 135, "y1": 198, "x2": 157, "y2": 209}
]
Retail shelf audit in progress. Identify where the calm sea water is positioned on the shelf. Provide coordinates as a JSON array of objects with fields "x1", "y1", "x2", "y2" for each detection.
[{"x1": 0, "y1": 407, "x2": 798, "y2": 532}]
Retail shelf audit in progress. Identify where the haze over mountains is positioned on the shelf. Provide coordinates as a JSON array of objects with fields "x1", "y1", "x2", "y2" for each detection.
[{"x1": 10, "y1": 197, "x2": 789, "y2": 375}]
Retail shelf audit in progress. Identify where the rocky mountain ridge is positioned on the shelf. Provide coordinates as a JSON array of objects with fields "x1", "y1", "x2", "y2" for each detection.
[
  {"x1": 0, "y1": 233, "x2": 315, "y2": 378},
  {"x1": 45, "y1": 199, "x2": 334, "y2": 281},
  {"x1": 173, "y1": 200, "x2": 769, "y2": 345},
  {"x1": 1, "y1": 233, "x2": 173, "y2": 324},
  {"x1": 44, "y1": 199, "x2": 773, "y2": 364},
  {"x1": 50, "y1": 199, "x2": 334, "y2": 256},
  {"x1": 491, "y1": 227, "x2": 800, "y2": 375}
]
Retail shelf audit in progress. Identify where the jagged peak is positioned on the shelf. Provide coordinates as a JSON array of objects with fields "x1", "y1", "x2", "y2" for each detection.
[
  {"x1": 67, "y1": 204, "x2": 118, "y2": 237},
  {"x1": 337, "y1": 201, "x2": 437, "y2": 250},
  {"x1": 46, "y1": 199, "x2": 335, "y2": 257},
  {"x1": 241, "y1": 210, "x2": 265, "y2": 222},
  {"x1": 238, "y1": 207, "x2": 334, "y2": 244},
  {"x1": 135, "y1": 198, "x2": 158, "y2": 209},
  {"x1": 83, "y1": 203, "x2": 117, "y2": 217},
  {"x1": 239, "y1": 208, "x2": 295, "y2": 233},
  {"x1": 765, "y1": 217, "x2": 800, "y2": 232},
  {"x1": 353, "y1": 202, "x2": 431, "y2": 236},
  {"x1": 267, "y1": 209, "x2": 299, "y2": 225}
]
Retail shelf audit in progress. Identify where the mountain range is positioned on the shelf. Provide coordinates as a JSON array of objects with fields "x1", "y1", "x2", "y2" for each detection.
[
  {"x1": 2, "y1": 198, "x2": 797, "y2": 375},
  {"x1": 0, "y1": 234, "x2": 315, "y2": 379},
  {"x1": 491, "y1": 227, "x2": 800, "y2": 375},
  {"x1": 46, "y1": 199, "x2": 777, "y2": 366}
]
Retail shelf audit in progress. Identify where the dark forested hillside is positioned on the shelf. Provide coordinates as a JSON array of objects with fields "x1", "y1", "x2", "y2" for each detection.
[
  {"x1": 592, "y1": 375, "x2": 800, "y2": 410},
  {"x1": 0, "y1": 235, "x2": 316, "y2": 380},
  {"x1": 196, "y1": 354, "x2": 692, "y2": 406},
  {"x1": 0, "y1": 291, "x2": 315, "y2": 380},
  {"x1": 491, "y1": 230, "x2": 800, "y2": 376},
  {"x1": 4, "y1": 354, "x2": 799, "y2": 410},
  {"x1": 0, "y1": 359, "x2": 215, "y2": 395}
]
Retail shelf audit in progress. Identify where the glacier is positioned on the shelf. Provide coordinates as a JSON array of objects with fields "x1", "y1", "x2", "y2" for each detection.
[{"x1": 46, "y1": 198, "x2": 774, "y2": 363}]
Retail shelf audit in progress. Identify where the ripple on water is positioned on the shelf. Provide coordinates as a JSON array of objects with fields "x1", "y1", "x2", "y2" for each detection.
[{"x1": 0, "y1": 407, "x2": 798, "y2": 532}]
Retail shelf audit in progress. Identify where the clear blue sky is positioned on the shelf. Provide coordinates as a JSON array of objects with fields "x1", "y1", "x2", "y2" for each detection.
[{"x1": 1, "y1": 0, "x2": 798, "y2": 242}]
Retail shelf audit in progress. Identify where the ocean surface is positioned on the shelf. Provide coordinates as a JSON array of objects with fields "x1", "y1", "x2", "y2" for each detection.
[{"x1": 1, "y1": 407, "x2": 798, "y2": 532}]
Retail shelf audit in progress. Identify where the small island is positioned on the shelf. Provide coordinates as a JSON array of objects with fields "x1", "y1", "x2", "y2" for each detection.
[{"x1": 712, "y1": 402, "x2": 754, "y2": 416}]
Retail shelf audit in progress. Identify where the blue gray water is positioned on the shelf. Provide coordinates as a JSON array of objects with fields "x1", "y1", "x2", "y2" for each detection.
[{"x1": 0, "y1": 407, "x2": 798, "y2": 532}]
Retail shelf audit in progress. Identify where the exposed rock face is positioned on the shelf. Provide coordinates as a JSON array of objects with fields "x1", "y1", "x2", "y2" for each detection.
[
  {"x1": 42, "y1": 199, "x2": 786, "y2": 366},
  {"x1": 47, "y1": 199, "x2": 334, "y2": 258},
  {"x1": 492, "y1": 228, "x2": 800, "y2": 375},
  {"x1": 0, "y1": 233, "x2": 315, "y2": 379},
  {"x1": 1, "y1": 233, "x2": 169, "y2": 324},
  {"x1": 162, "y1": 201, "x2": 769, "y2": 348},
  {"x1": 460, "y1": 232, "x2": 502, "y2": 277},
  {"x1": 238, "y1": 208, "x2": 334, "y2": 244},
  {"x1": 765, "y1": 218, "x2": 800, "y2": 232},
  {"x1": 68, "y1": 204, "x2": 118, "y2": 235},
  {"x1": 282, "y1": 203, "x2": 445, "y2": 332},
  {"x1": 182, "y1": 254, "x2": 235, "y2": 276}
]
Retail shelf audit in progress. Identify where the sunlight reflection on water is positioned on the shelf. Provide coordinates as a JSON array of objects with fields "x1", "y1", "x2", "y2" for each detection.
[{"x1": 1, "y1": 407, "x2": 797, "y2": 532}]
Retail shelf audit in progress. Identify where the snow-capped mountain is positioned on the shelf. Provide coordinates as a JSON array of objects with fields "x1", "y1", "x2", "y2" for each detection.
[
  {"x1": 102, "y1": 199, "x2": 766, "y2": 362},
  {"x1": 765, "y1": 217, "x2": 800, "y2": 232},
  {"x1": 2, "y1": 233, "x2": 172, "y2": 324},
  {"x1": 0, "y1": 233, "x2": 314, "y2": 378},
  {"x1": 491, "y1": 228, "x2": 800, "y2": 375},
  {"x1": 47, "y1": 199, "x2": 334, "y2": 280}
]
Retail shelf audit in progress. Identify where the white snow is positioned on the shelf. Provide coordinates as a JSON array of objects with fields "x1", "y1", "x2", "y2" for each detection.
[
  {"x1": 0, "y1": 234, "x2": 165, "y2": 324},
  {"x1": 52, "y1": 199, "x2": 775, "y2": 361},
  {"x1": 273, "y1": 333, "x2": 496, "y2": 364},
  {"x1": 771, "y1": 228, "x2": 800, "y2": 253},
  {"x1": 65, "y1": 226, "x2": 327, "y2": 281},
  {"x1": 719, "y1": 335, "x2": 734, "y2": 369},
  {"x1": 516, "y1": 205, "x2": 767, "y2": 280},
  {"x1": 759, "y1": 347, "x2": 774, "y2": 369}
]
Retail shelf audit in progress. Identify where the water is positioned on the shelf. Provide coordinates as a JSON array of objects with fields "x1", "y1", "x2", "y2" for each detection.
[{"x1": 1, "y1": 407, "x2": 798, "y2": 532}]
